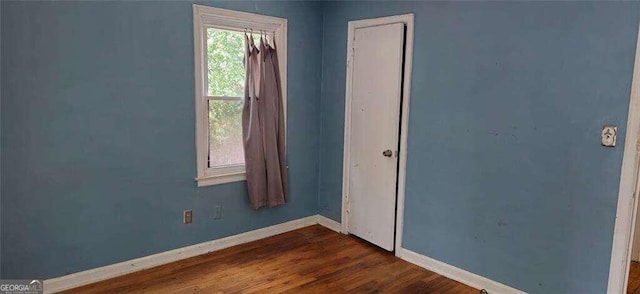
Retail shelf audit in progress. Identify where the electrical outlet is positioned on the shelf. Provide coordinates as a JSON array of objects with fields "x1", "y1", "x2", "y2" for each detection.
[
  {"x1": 214, "y1": 206, "x2": 222, "y2": 219},
  {"x1": 601, "y1": 125, "x2": 617, "y2": 147},
  {"x1": 183, "y1": 210, "x2": 193, "y2": 224}
]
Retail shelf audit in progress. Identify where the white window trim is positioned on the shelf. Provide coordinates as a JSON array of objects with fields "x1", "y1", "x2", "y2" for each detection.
[{"x1": 193, "y1": 4, "x2": 287, "y2": 187}]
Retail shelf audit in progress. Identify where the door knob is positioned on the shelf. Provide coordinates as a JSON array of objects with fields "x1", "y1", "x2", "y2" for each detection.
[{"x1": 382, "y1": 149, "x2": 392, "y2": 157}]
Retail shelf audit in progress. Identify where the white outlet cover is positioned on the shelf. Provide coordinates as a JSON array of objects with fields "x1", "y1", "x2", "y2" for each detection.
[{"x1": 602, "y1": 126, "x2": 617, "y2": 147}]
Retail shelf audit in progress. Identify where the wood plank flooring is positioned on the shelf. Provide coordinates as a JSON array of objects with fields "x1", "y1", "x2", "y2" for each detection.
[
  {"x1": 629, "y1": 261, "x2": 640, "y2": 293},
  {"x1": 61, "y1": 225, "x2": 478, "y2": 293}
]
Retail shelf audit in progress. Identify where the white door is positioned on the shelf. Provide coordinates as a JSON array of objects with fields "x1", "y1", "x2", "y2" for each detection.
[{"x1": 346, "y1": 23, "x2": 405, "y2": 251}]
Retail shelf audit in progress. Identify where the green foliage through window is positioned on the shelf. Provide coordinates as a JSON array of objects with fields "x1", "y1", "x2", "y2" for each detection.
[
  {"x1": 207, "y1": 29, "x2": 244, "y2": 97},
  {"x1": 206, "y1": 29, "x2": 245, "y2": 166}
]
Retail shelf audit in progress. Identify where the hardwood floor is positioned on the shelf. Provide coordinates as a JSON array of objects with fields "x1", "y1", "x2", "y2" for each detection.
[
  {"x1": 629, "y1": 262, "x2": 640, "y2": 293},
  {"x1": 62, "y1": 225, "x2": 478, "y2": 293}
]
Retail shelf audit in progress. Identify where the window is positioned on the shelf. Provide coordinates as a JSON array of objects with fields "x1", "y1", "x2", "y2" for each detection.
[{"x1": 193, "y1": 5, "x2": 287, "y2": 187}]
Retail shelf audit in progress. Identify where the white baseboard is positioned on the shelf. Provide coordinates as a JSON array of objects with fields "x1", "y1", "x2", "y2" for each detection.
[
  {"x1": 44, "y1": 217, "x2": 522, "y2": 294},
  {"x1": 44, "y1": 215, "x2": 320, "y2": 293},
  {"x1": 315, "y1": 215, "x2": 342, "y2": 233},
  {"x1": 397, "y1": 248, "x2": 526, "y2": 294}
]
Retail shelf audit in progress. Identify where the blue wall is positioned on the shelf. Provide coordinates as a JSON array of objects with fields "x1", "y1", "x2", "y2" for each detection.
[
  {"x1": 318, "y1": 1, "x2": 640, "y2": 293},
  {"x1": 0, "y1": 0, "x2": 323, "y2": 279}
]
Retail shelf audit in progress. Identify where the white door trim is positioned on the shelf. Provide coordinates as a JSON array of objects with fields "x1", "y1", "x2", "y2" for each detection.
[
  {"x1": 340, "y1": 13, "x2": 414, "y2": 254},
  {"x1": 608, "y1": 21, "x2": 640, "y2": 294}
]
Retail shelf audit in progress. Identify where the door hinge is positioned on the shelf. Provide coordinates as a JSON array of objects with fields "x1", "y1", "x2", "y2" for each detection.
[
  {"x1": 345, "y1": 196, "x2": 350, "y2": 214},
  {"x1": 352, "y1": 36, "x2": 357, "y2": 52},
  {"x1": 347, "y1": 46, "x2": 355, "y2": 70}
]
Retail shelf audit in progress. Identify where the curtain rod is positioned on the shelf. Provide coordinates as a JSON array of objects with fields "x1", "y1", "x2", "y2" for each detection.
[{"x1": 203, "y1": 24, "x2": 279, "y2": 35}]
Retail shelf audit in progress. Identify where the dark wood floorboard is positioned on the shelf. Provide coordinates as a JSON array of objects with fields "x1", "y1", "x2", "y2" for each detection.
[
  {"x1": 629, "y1": 261, "x2": 640, "y2": 293},
  {"x1": 61, "y1": 225, "x2": 479, "y2": 293}
]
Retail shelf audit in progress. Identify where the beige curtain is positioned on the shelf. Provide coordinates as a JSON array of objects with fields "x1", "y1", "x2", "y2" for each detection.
[{"x1": 242, "y1": 34, "x2": 287, "y2": 209}]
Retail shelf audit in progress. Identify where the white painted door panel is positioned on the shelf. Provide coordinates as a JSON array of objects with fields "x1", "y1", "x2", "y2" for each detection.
[{"x1": 347, "y1": 23, "x2": 405, "y2": 251}]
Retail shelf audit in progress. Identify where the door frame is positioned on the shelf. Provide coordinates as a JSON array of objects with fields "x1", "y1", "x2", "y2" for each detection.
[
  {"x1": 340, "y1": 13, "x2": 414, "y2": 253},
  {"x1": 608, "y1": 22, "x2": 640, "y2": 293}
]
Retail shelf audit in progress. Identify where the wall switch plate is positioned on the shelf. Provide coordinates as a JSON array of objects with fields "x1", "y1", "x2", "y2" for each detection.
[
  {"x1": 183, "y1": 210, "x2": 193, "y2": 224},
  {"x1": 214, "y1": 206, "x2": 222, "y2": 219},
  {"x1": 602, "y1": 126, "x2": 617, "y2": 147}
]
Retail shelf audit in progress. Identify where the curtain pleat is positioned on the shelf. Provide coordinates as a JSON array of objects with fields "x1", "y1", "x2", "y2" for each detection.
[{"x1": 242, "y1": 34, "x2": 287, "y2": 209}]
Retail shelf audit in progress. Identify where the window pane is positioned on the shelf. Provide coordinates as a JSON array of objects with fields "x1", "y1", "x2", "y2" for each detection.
[
  {"x1": 208, "y1": 100, "x2": 244, "y2": 167},
  {"x1": 207, "y1": 29, "x2": 245, "y2": 97}
]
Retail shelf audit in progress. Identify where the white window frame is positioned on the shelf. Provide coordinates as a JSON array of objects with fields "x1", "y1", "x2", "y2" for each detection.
[{"x1": 193, "y1": 4, "x2": 287, "y2": 187}]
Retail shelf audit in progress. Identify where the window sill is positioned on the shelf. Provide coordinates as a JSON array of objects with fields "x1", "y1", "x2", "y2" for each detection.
[{"x1": 195, "y1": 172, "x2": 246, "y2": 187}]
